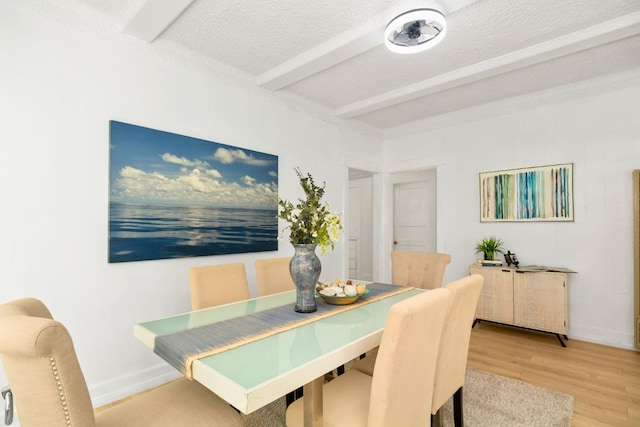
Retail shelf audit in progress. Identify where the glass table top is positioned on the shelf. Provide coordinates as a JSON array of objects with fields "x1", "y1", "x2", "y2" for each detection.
[{"x1": 135, "y1": 286, "x2": 425, "y2": 412}]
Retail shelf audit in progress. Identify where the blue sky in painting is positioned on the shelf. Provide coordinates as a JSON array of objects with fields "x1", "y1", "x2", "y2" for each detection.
[{"x1": 109, "y1": 121, "x2": 278, "y2": 209}]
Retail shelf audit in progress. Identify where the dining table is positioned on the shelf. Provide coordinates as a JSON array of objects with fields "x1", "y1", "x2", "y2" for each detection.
[{"x1": 134, "y1": 283, "x2": 424, "y2": 427}]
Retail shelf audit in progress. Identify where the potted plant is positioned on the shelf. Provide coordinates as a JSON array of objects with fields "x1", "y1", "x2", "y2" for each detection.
[
  {"x1": 277, "y1": 168, "x2": 343, "y2": 312},
  {"x1": 475, "y1": 236, "x2": 505, "y2": 260},
  {"x1": 277, "y1": 168, "x2": 343, "y2": 254}
]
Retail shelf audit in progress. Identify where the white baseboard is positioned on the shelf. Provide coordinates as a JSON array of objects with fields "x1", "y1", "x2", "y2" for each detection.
[
  {"x1": 568, "y1": 325, "x2": 636, "y2": 351},
  {"x1": 89, "y1": 362, "x2": 181, "y2": 408},
  {"x1": 1, "y1": 364, "x2": 179, "y2": 426}
]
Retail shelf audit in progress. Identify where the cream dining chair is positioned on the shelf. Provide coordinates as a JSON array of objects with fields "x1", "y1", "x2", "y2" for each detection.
[
  {"x1": 353, "y1": 250, "x2": 453, "y2": 377},
  {"x1": 353, "y1": 274, "x2": 483, "y2": 426},
  {"x1": 255, "y1": 257, "x2": 295, "y2": 296},
  {"x1": 0, "y1": 298, "x2": 243, "y2": 427},
  {"x1": 391, "y1": 250, "x2": 452, "y2": 290},
  {"x1": 431, "y1": 274, "x2": 484, "y2": 427},
  {"x1": 286, "y1": 287, "x2": 453, "y2": 427},
  {"x1": 188, "y1": 262, "x2": 250, "y2": 310}
]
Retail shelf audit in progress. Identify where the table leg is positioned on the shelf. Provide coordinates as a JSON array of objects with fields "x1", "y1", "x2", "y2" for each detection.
[{"x1": 302, "y1": 376, "x2": 323, "y2": 427}]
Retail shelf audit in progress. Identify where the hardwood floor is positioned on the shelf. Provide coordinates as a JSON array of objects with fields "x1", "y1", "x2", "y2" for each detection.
[
  {"x1": 98, "y1": 321, "x2": 639, "y2": 425},
  {"x1": 467, "y1": 322, "x2": 640, "y2": 426}
]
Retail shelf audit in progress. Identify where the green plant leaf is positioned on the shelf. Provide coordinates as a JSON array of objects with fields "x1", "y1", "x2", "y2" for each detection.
[
  {"x1": 277, "y1": 168, "x2": 343, "y2": 254},
  {"x1": 474, "y1": 236, "x2": 505, "y2": 255}
]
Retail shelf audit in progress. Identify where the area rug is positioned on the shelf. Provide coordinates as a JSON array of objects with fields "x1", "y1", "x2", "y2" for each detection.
[
  {"x1": 241, "y1": 396, "x2": 287, "y2": 427},
  {"x1": 241, "y1": 367, "x2": 574, "y2": 426},
  {"x1": 440, "y1": 368, "x2": 574, "y2": 427}
]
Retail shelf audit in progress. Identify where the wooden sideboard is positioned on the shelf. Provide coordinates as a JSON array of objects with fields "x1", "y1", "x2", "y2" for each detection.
[{"x1": 469, "y1": 264, "x2": 573, "y2": 346}]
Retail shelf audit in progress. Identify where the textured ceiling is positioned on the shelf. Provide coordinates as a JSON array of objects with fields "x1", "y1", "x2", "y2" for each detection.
[{"x1": 14, "y1": 0, "x2": 640, "y2": 130}]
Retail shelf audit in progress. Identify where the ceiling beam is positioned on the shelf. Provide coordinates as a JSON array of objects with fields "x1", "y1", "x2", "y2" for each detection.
[
  {"x1": 122, "y1": 0, "x2": 194, "y2": 43},
  {"x1": 256, "y1": 22, "x2": 383, "y2": 91},
  {"x1": 256, "y1": 0, "x2": 481, "y2": 91},
  {"x1": 335, "y1": 11, "x2": 640, "y2": 119}
]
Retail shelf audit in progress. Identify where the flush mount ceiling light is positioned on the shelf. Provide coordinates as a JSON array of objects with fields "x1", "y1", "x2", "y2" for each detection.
[{"x1": 384, "y1": 8, "x2": 447, "y2": 54}]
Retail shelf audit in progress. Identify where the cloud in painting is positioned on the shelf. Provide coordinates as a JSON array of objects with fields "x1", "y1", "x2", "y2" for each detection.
[
  {"x1": 214, "y1": 147, "x2": 270, "y2": 166},
  {"x1": 241, "y1": 175, "x2": 256, "y2": 186},
  {"x1": 161, "y1": 152, "x2": 210, "y2": 169},
  {"x1": 112, "y1": 166, "x2": 276, "y2": 208},
  {"x1": 109, "y1": 122, "x2": 277, "y2": 209}
]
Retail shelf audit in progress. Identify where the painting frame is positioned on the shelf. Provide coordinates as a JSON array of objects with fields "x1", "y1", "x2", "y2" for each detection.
[
  {"x1": 108, "y1": 120, "x2": 279, "y2": 263},
  {"x1": 480, "y1": 163, "x2": 574, "y2": 222}
]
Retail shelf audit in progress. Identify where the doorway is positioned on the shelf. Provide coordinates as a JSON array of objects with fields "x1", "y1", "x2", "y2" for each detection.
[
  {"x1": 346, "y1": 167, "x2": 437, "y2": 282},
  {"x1": 348, "y1": 169, "x2": 373, "y2": 281},
  {"x1": 392, "y1": 169, "x2": 437, "y2": 253}
]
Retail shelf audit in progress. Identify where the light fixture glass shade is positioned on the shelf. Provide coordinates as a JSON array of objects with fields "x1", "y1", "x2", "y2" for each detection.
[{"x1": 384, "y1": 8, "x2": 447, "y2": 54}]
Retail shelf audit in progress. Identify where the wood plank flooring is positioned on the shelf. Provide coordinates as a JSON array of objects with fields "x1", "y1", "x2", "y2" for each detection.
[
  {"x1": 99, "y1": 321, "x2": 639, "y2": 426},
  {"x1": 468, "y1": 322, "x2": 640, "y2": 426}
]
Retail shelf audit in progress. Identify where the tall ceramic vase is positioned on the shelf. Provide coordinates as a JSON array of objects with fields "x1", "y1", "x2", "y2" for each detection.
[{"x1": 289, "y1": 243, "x2": 321, "y2": 313}]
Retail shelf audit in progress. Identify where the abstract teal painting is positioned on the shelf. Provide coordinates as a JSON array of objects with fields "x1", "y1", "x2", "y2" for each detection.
[
  {"x1": 480, "y1": 163, "x2": 573, "y2": 222},
  {"x1": 109, "y1": 121, "x2": 279, "y2": 262}
]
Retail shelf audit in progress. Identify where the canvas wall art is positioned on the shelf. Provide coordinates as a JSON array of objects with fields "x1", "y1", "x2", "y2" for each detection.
[
  {"x1": 480, "y1": 163, "x2": 573, "y2": 222},
  {"x1": 109, "y1": 121, "x2": 278, "y2": 263}
]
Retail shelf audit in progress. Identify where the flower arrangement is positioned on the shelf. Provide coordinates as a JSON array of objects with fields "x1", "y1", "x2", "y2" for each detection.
[{"x1": 277, "y1": 168, "x2": 342, "y2": 254}]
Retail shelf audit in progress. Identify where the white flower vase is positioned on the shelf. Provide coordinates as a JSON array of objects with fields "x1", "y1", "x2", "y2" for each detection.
[{"x1": 289, "y1": 244, "x2": 321, "y2": 313}]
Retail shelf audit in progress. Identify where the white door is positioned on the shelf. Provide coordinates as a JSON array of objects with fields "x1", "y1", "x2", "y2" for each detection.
[
  {"x1": 348, "y1": 172, "x2": 373, "y2": 281},
  {"x1": 393, "y1": 170, "x2": 436, "y2": 252},
  {"x1": 348, "y1": 183, "x2": 362, "y2": 279}
]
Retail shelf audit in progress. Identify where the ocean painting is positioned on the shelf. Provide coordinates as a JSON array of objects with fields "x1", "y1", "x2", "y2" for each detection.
[{"x1": 109, "y1": 121, "x2": 278, "y2": 263}]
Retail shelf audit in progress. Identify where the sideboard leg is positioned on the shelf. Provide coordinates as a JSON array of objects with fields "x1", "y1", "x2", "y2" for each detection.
[{"x1": 556, "y1": 334, "x2": 567, "y2": 347}]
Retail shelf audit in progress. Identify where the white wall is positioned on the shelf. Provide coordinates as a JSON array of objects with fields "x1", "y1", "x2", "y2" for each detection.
[
  {"x1": 0, "y1": 2, "x2": 382, "y2": 410},
  {"x1": 382, "y1": 81, "x2": 640, "y2": 350},
  {"x1": 2, "y1": 1, "x2": 638, "y2": 419}
]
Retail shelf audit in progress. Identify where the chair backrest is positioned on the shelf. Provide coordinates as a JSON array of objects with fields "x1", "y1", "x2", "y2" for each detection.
[
  {"x1": 254, "y1": 257, "x2": 295, "y2": 296},
  {"x1": 189, "y1": 263, "x2": 250, "y2": 310},
  {"x1": 391, "y1": 251, "x2": 452, "y2": 290},
  {"x1": 431, "y1": 274, "x2": 484, "y2": 413},
  {"x1": 368, "y1": 288, "x2": 452, "y2": 427},
  {"x1": 0, "y1": 298, "x2": 97, "y2": 426}
]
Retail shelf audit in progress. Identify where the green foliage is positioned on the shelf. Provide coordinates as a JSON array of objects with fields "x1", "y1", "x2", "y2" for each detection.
[
  {"x1": 277, "y1": 168, "x2": 343, "y2": 254},
  {"x1": 475, "y1": 236, "x2": 505, "y2": 260}
]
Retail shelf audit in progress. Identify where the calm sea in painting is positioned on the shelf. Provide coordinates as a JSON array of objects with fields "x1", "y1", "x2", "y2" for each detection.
[
  {"x1": 109, "y1": 121, "x2": 279, "y2": 263},
  {"x1": 109, "y1": 202, "x2": 278, "y2": 263}
]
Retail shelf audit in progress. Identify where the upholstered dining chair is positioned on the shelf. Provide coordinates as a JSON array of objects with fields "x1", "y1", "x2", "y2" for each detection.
[
  {"x1": 255, "y1": 257, "x2": 295, "y2": 296},
  {"x1": 189, "y1": 262, "x2": 250, "y2": 310},
  {"x1": 353, "y1": 274, "x2": 483, "y2": 426},
  {"x1": 391, "y1": 250, "x2": 452, "y2": 290},
  {"x1": 351, "y1": 250, "x2": 453, "y2": 377},
  {"x1": 286, "y1": 287, "x2": 452, "y2": 427},
  {"x1": 431, "y1": 274, "x2": 484, "y2": 427},
  {"x1": 0, "y1": 297, "x2": 243, "y2": 427}
]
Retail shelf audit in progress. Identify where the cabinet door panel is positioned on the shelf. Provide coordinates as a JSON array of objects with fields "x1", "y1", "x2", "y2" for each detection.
[
  {"x1": 513, "y1": 272, "x2": 567, "y2": 334},
  {"x1": 470, "y1": 266, "x2": 513, "y2": 324}
]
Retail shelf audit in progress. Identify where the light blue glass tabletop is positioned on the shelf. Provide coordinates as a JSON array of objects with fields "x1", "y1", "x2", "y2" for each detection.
[{"x1": 134, "y1": 286, "x2": 424, "y2": 414}]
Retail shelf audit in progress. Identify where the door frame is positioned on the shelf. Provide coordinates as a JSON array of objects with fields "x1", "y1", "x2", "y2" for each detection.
[
  {"x1": 380, "y1": 165, "x2": 444, "y2": 283},
  {"x1": 348, "y1": 170, "x2": 374, "y2": 281},
  {"x1": 342, "y1": 162, "x2": 444, "y2": 284},
  {"x1": 392, "y1": 168, "x2": 437, "y2": 253}
]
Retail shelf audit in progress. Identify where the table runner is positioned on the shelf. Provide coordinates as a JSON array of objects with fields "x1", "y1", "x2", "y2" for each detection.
[{"x1": 154, "y1": 282, "x2": 414, "y2": 378}]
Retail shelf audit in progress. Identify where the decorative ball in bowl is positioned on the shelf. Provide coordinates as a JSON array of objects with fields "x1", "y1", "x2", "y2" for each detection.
[{"x1": 316, "y1": 279, "x2": 369, "y2": 305}]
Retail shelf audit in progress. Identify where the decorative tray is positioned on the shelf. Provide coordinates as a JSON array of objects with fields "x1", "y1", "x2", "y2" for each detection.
[{"x1": 316, "y1": 279, "x2": 370, "y2": 305}]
